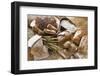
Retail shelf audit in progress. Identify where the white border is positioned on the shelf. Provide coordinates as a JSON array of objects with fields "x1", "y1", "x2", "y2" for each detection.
[{"x1": 20, "y1": 6, "x2": 95, "y2": 70}]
